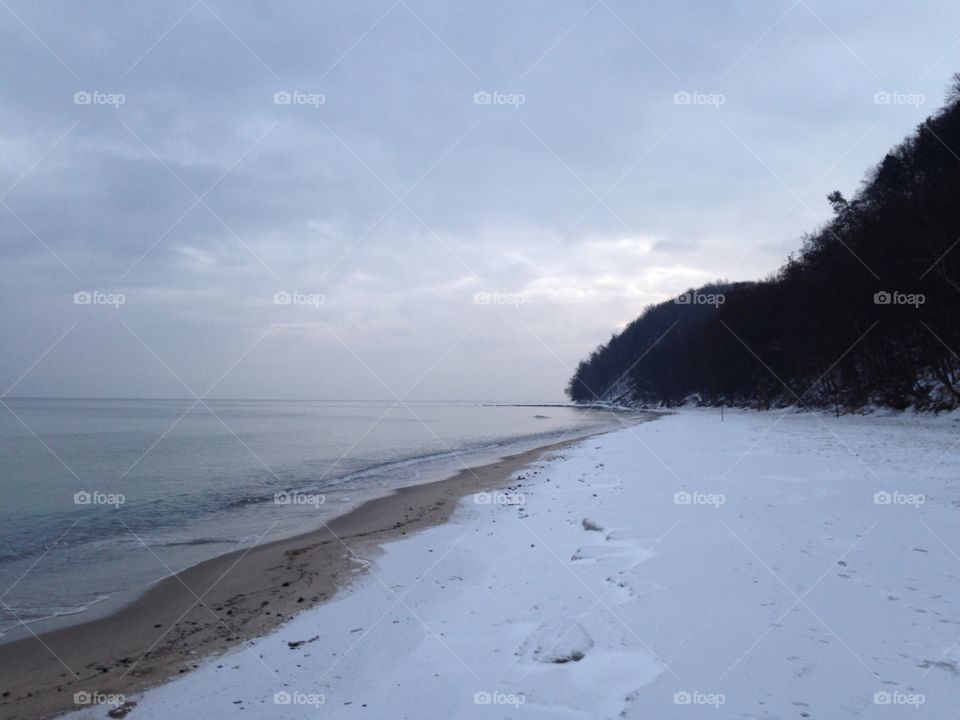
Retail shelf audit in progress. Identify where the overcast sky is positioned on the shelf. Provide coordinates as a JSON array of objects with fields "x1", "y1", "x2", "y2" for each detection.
[{"x1": 1, "y1": 0, "x2": 956, "y2": 401}]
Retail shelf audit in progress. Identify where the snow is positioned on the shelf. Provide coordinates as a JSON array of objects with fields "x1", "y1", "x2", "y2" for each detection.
[{"x1": 65, "y1": 408, "x2": 960, "y2": 718}]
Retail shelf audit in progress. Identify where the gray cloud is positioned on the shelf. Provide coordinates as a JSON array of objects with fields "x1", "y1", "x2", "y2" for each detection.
[{"x1": 1, "y1": 0, "x2": 957, "y2": 400}]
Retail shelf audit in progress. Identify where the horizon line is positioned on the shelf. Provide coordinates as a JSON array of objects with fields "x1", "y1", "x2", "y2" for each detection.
[{"x1": 1, "y1": 395, "x2": 573, "y2": 405}]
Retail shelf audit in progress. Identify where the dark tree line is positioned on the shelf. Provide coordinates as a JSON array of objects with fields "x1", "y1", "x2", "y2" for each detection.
[{"x1": 567, "y1": 79, "x2": 960, "y2": 411}]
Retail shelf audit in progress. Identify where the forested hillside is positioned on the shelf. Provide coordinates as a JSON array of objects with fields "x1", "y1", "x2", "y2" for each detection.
[{"x1": 568, "y1": 80, "x2": 960, "y2": 411}]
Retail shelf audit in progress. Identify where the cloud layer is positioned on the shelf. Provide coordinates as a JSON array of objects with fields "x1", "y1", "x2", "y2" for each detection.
[{"x1": 1, "y1": 0, "x2": 955, "y2": 400}]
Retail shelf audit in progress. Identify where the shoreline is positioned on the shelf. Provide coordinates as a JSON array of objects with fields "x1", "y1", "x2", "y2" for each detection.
[
  {"x1": 0, "y1": 413, "x2": 635, "y2": 645},
  {"x1": 0, "y1": 427, "x2": 641, "y2": 720},
  {"x1": 0, "y1": 404, "x2": 632, "y2": 644},
  {"x1": 44, "y1": 409, "x2": 960, "y2": 719}
]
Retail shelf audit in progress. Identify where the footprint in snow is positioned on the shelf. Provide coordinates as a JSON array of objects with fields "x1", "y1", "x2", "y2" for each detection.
[
  {"x1": 571, "y1": 531, "x2": 655, "y2": 566},
  {"x1": 604, "y1": 574, "x2": 662, "y2": 605},
  {"x1": 515, "y1": 619, "x2": 593, "y2": 665}
]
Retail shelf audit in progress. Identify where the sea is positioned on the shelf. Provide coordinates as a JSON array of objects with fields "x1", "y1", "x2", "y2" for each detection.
[{"x1": 0, "y1": 398, "x2": 631, "y2": 642}]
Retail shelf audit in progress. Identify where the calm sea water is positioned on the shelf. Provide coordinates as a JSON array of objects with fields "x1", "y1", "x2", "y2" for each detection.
[{"x1": 0, "y1": 398, "x2": 628, "y2": 640}]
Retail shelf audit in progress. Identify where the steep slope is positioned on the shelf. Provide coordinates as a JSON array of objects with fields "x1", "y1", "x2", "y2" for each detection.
[{"x1": 569, "y1": 83, "x2": 960, "y2": 411}]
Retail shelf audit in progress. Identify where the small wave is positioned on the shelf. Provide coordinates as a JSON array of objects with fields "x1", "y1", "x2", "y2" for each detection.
[
  {"x1": 222, "y1": 494, "x2": 271, "y2": 510},
  {"x1": 294, "y1": 428, "x2": 599, "y2": 495},
  {"x1": 152, "y1": 536, "x2": 242, "y2": 548},
  {"x1": 0, "y1": 594, "x2": 113, "y2": 637},
  {"x1": 2, "y1": 426, "x2": 609, "y2": 570}
]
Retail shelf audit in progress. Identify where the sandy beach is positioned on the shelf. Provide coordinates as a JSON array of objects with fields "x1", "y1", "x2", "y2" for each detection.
[
  {"x1": 0, "y1": 435, "x2": 611, "y2": 720},
  {"x1": 59, "y1": 408, "x2": 958, "y2": 720}
]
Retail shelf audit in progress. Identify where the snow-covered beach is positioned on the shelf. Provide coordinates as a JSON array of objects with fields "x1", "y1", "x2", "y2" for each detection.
[{"x1": 65, "y1": 408, "x2": 960, "y2": 718}]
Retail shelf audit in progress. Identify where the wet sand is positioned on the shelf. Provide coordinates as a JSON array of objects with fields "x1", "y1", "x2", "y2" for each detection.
[{"x1": 0, "y1": 437, "x2": 599, "y2": 720}]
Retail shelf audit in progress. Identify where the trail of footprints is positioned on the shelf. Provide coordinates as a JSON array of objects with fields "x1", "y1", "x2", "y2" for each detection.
[{"x1": 508, "y1": 462, "x2": 662, "y2": 718}]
